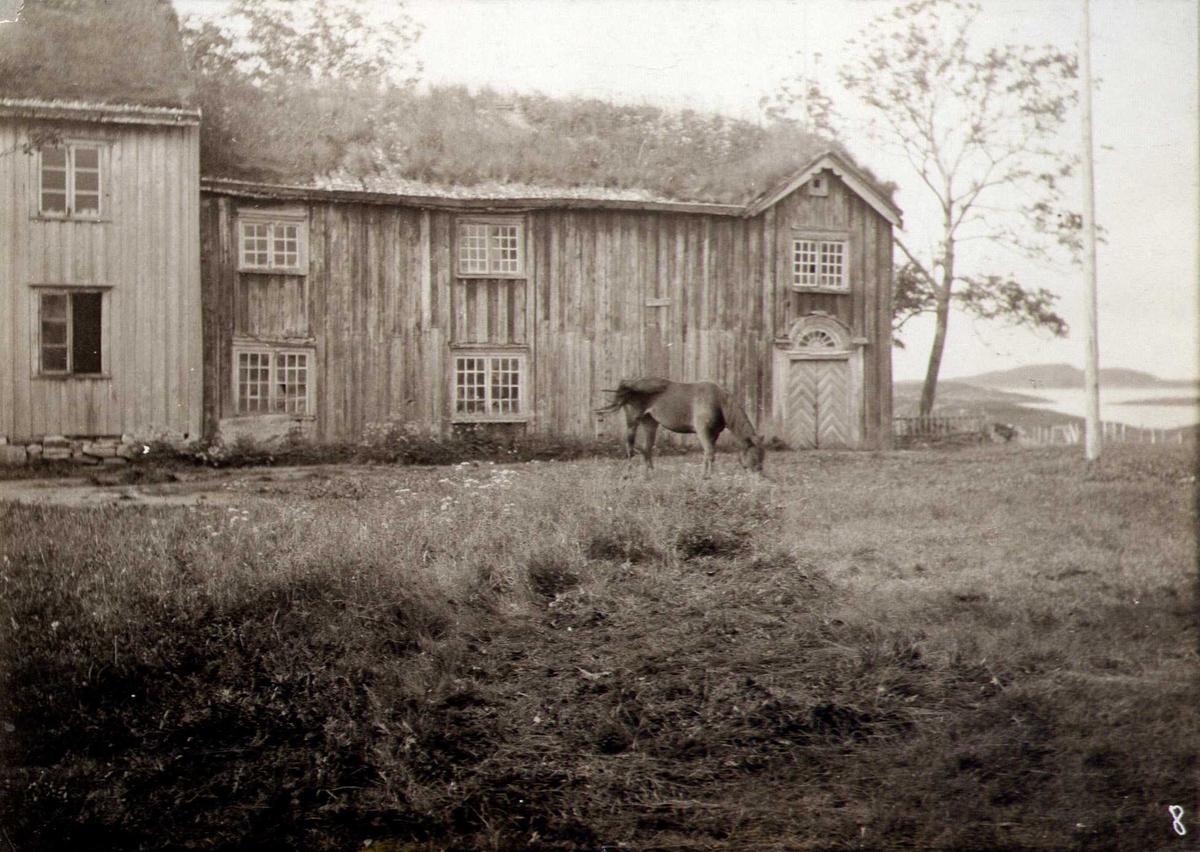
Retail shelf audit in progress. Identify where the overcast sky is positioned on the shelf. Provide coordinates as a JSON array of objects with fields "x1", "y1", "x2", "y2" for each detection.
[{"x1": 175, "y1": 0, "x2": 1200, "y2": 382}]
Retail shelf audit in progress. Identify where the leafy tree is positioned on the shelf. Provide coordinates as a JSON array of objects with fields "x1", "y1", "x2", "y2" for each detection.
[
  {"x1": 774, "y1": 0, "x2": 1078, "y2": 414},
  {"x1": 181, "y1": 0, "x2": 422, "y2": 179},
  {"x1": 892, "y1": 261, "x2": 1068, "y2": 349},
  {"x1": 178, "y1": 0, "x2": 867, "y2": 202},
  {"x1": 185, "y1": 0, "x2": 422, "y2": 86}
]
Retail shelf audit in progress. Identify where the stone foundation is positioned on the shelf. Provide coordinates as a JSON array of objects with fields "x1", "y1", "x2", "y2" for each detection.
[{"x1": 0, "y1": 433, "x2": 193, "y2": 467}]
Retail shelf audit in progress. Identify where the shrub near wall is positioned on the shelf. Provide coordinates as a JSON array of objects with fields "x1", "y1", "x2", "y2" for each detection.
[{"x1": 197, "y1": 424, "x2": 629, "y2": 468}]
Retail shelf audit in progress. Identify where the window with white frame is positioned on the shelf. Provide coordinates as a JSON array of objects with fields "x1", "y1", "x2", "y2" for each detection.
[
  {"x1": 233, "y1": 345, "x2": 314, "y2": 415},
  {"x1": 792, "y1": 237, "x2": 848, "y2": 291},
  {"x1": 39, "y1": 143, "x2": 104, "y2": 218},
  {"x1": 37, "y1": 289, "x2": 104, "y2": 375},
  {"x1": 454, "y1": 352, "x2": 525, "y2": 418},
  {"x1": 457, "y1": 218, "x2": 524, "y2": 277},
  {"x1": 237, "y1": 210, "x2": 308, "y2": 274}
]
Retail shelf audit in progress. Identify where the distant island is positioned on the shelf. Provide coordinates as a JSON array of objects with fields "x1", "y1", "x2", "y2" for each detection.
[
  {"x1": 893, "y1": 364, "x2": 1198, "y2": 433},
  {"x1": 1113, "y1": 396, "x2": 1200, "y2": 407},
  {"x1": 950, "y1": 364, "x2": 1199, "y2": 390}
]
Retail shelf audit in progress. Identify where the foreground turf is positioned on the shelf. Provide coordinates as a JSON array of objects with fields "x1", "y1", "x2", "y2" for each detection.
[{"x1": 0, "y1": 444, "x2": 1195, "y2": 851}]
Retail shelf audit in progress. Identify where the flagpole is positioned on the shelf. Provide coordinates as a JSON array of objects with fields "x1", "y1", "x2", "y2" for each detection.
[{"x1": 1081, "y1": 0, "x2": 1101, "y2": 461}]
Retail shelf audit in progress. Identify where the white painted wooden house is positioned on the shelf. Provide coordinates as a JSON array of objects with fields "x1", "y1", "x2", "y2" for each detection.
[{"x1": 0, "y1": 0, "x2": 203, "y2": 454}]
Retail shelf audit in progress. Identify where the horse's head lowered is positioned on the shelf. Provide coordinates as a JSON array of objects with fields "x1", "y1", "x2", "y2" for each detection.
[{"x1": 740, "y1": 435, "x2": 766, "y2": 474}]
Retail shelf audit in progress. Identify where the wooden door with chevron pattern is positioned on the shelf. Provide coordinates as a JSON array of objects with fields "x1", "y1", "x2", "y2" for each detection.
[{"x1": 785, "y1": 359, "x2": 852, "y2": 449}]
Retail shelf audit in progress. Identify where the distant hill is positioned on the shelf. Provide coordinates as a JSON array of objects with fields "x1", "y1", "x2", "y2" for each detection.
[
  {"x1": 894, "y1": 370, "x2": 1199, "y2": 434},
  {"x1": 953, "y1": 364, "x2": 1196, "y2": 390}
]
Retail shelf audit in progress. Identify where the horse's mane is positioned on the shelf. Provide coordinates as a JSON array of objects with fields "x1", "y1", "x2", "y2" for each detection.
[{"x1": 717, "y1": 387, "x2": 759, "y2": 443}]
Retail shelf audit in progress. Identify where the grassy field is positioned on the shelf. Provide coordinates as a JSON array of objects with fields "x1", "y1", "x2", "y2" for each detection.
[{"x1": 1, "y1": 444, "x2": 1196, "y2": 851}]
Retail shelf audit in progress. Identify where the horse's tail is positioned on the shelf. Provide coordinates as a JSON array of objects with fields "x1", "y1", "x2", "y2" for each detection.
[
  {"x1": 595, "y1": 378, "x2": 669, "y2": 414},
  {"x1": 595, "y1": 388, "x2": 628, "y2": 414}
]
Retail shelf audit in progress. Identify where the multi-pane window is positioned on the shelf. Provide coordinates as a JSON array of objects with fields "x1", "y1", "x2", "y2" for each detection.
[
  {"x1": 489, "y1": 356, "x2": 522, "y2": 415},
  {"x1": 459, "y1": 223, "x2": 489, "y2": 275},
  {"x1": 273, "y1": 223, "x2": 300, "y2": 267},
  {"x1": 793, "y1": 239, "x2": 848, "y2": 291},
  {"x1": 457, "y1": 219, "x2": 524, "y2": 276},
  {"x1": 235, "y1": 347, "x2": 313, "y2": 415},
  {"x1": 39, "y1": 144, "x2": 103, "y2": 217},
  {"x1": 489, "y1": 225, "x2": 521, "y2": 274},
  {"x1": 238, "y1": 213, "x2": 307, "y2": 273},
  {"x1": 275, "y1": 352, "x2": 310, "y2": 413},
  {"x1": 39, "y1": 290, "x2": 103, "y2": 375},
  {"x1": 242, "y1": 222, "x2": 270, "y2": 267},
  {"x1": 237, "y1": 351, "x2": 272, "y2": 413},
  {"x1": 454, "y1": 354, "x2": 524, "y2": 418}
]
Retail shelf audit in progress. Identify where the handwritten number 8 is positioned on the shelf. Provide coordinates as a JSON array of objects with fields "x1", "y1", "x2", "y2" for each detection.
[{"x1": 1169, "y1": 806, "x2": 1187, "y2": 836}]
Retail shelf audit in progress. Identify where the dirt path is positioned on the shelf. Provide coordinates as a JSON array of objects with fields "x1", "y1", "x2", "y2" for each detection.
[{"x1": 0, "y1": 466, "x2": 352, "y2": 508}]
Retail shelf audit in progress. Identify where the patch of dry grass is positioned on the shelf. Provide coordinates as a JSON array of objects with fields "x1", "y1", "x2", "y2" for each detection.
[{"x1": 0, "y1": 445, "x2": 1195, "y2": 850}]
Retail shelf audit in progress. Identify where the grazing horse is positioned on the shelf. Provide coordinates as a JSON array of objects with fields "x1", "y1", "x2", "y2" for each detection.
[{"x1": 596, "y1": 378, "x2": 765, "y2": 477}]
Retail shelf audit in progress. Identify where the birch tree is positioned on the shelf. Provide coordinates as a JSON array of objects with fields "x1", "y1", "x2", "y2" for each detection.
[{"x1": 775, "y1": 0, "x2": 1079, "y2": 414}]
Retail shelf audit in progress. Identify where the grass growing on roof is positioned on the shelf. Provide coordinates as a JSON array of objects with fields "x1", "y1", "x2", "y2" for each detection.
[
  {"x1": 0, "y1": 0, "x2": 195, "y2": 108},
  {"x1": 192, "y1": 78, "x2": 892, "y2": 206},
  {"x1": 0, "y1": 445, "x2": 1195, "y2": 850}
]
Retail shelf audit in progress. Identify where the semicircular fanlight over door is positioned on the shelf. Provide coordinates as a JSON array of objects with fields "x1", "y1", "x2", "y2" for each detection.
[{"x1": 796, "y1": 328, "x2": 839, "y2": 350}]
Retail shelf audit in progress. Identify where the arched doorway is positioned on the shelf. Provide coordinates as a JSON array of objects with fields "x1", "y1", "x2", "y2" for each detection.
[{"x1": 774, "y1": 314, "x2": 861, "y2": 449}]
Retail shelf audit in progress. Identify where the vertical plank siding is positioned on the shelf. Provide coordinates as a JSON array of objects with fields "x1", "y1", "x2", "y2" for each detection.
[
  {"x1": 197, "y1": 168, "x2": 893, "y2": 448},
  {"x1": 772, "y1": 176, "x2": 894, "y2": 447},
  {"x1": 0, "y1": 119, "x2": 201, "y2": 442},
  {"x1": 1, "y1": 123, "x2": 20, "y2": 439}
]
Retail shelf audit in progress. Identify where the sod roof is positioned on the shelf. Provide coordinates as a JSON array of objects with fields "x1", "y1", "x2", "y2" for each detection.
[
  {"x1": 0, "y1": 0, "x2": 195, "y2": 110},
  {"x1": 0, "y1": 5, "x2": 898, "y2": 214},
  {"x1": 194, "y1": 82, "x2": 898, "y2": 210},
  {"x1": 203, "y1": 148, "x2": 902, "y2": 227}
]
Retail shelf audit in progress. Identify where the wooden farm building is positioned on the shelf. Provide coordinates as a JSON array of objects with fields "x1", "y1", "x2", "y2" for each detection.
[
  {"x1": 0, "y1": 0, "x2": 203, "y2": 453},
  {"x1": 200, "y1": 152, "x2": 900, "y2": 450},
  {"x1": 1, "y1": 0, "x2": 903, "y2": 456}
]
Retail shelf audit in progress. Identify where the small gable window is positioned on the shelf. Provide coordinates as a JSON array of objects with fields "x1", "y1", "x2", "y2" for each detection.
[
  {"x1": 39, "y1": 143, "x2": 104, "y2": 218},
  {"x1": 792, "y1": 236, "x2": 849, "y2": 292},
  {"x1": 457, "y1": 218, "x2": 525, "y2": 277},
  {"x1": 807, "y1": 175, "x2": 828, "y2": 197},
  {"x1": 238, "y1": 209, "x2": 309, "y2": 274}
]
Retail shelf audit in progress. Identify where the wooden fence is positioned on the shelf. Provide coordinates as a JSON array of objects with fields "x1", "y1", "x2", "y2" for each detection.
[
  {"x1": 891, "y1": 414, "x2": 1192, "y2": 447},
  {"x1": 1021, "y1": 421, "x2": 1189, "y2": 446},
  {"x1": 892, "y1": 414, "x2": 990, "y2": 441}
]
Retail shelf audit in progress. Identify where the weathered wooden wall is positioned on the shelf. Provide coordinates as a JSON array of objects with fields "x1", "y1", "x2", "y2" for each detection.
[
  {"x1": 0, "y1": 118, "x2": 202, "y2": 441},
  {"x1": 203, "y1": 198, "x2": 433, "y2": 441},
  {"x1": 201, "y1": 167, "x2": 893, "y2": 448},
  {"x1": 773, "y1": 176, "x2": 894, "y2": 446},
  {"x1": 530, "y1": 209, "x2": 777, "y2": 440}
]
